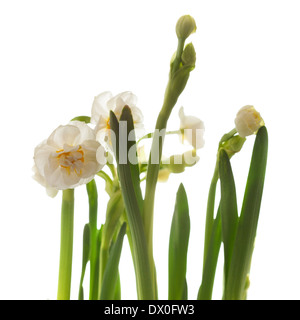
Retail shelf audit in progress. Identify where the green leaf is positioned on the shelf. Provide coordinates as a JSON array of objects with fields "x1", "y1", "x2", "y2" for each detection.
[
  {"x1": 110, "y1": 108, "x2": 154, "y2": 300},
  {"x1": 197, "y1": 206, "x2": 222, "y2": 300},
  {"x1": 224, "y1": 126, "x2": 268, "y2": 300},
  {"x1": 168, "y1": 183, "x2": 190, "y2": 300},
  {"x1": 219, "y1": 149, "x2": 239, "y2": 286},
  {"x1": 70, "y1": 115, "x2": 91, "y2": 123},
  {"x1": 100, "y1": 223, "x2": 127, "y2": 300},
  {"x1": 102, "y1": 190, "x2": 125, "y2": 249},
  {"x1": 78, "y1": 224, "x2": 90, "y2": 300},
  {"x1": 114, "y1": 272, "x2": 121, "y2": 300},
  {"x1": 119, "y1": 106, "x2": 144, "y2": 214}
]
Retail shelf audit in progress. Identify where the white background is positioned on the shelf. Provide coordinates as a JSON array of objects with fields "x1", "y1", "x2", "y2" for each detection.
[{"x1": 1, "y1": 0, "x2": 299, "y2": 300}]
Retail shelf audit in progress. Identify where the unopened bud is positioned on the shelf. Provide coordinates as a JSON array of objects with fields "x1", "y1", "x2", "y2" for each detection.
[
  {"x1": 181, "y1": 43, "x2": 196, "y2": 67},
  {"x1": 235, "y1": 105, "x2": 264, "y2": 138},
  {"x1": 157, "y1": 168, "x2": 171, "y2": 182},
  {"x1": 221, "y1": 135, "x2": 246, "y2": 158},
  {"x1": 176, "y1": 15, "x2": 197, "y2": 40}
]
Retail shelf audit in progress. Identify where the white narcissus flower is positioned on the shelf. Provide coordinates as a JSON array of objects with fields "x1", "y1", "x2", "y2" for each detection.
[
  {"x1": 234, "y1": 105, "x2": 264, "y2": 138},
  {"x1": 178, "y1": 106, "x2": 205, "y2": 149},
  {"x1": 33, "y1": 121, "x2": 106, "y2": 192},
  {"x1": 91, "y1": 91, "x2": 144, "y2": 148}
]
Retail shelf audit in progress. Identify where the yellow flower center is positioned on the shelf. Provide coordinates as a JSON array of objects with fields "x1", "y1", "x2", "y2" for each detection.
[{"x1": 56, "y1": 145, "x2": 84, "y2": 175}]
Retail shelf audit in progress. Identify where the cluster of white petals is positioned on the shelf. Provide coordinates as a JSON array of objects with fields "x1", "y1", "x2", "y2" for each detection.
[
  {"x1": 33, "y1": 121, "x2": 106, "y2": 196},
  {"x1": 91, "y1": 91, "x2": 144, "y2": 148},
  {"x1": 178, "y1": 106, "x2": 205, "y2": 149},
  {"x1": 234, "y1": 105, "x2": 264, "y2": 138},
  {"x1": 33, "y1": 91, "x2": 208, "y2": 194}
]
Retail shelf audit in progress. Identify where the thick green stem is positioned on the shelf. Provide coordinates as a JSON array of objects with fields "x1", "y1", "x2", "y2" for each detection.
[
  {"x1": 57, "y1": 189, "x2": 74, "y2": 300},
  {"x1": 142, "y1": 38, "x2": 189, "y2": 298}
]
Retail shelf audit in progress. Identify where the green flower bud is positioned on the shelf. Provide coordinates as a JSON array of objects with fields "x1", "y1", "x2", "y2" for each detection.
[
  {"x1": 176, "y1": 15, "x2": 197, "y2": 40},
  {"x1": 220, "y1": 135, "x2": 246, "y2": 158},
  {"x1": 181, "y1": 42, "x2": 196, "y2": 67}
]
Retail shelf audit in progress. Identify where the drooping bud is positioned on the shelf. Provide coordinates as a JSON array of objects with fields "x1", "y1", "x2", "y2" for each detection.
[{"x1": 234, "y1": 105, "x2": 264, "y2": 138}]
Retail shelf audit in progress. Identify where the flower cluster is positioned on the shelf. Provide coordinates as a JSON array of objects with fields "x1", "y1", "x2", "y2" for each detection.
[
  {"x1": 33, "y1": 92, "x2": 207, "y2": 195},
  {"x1": 33, "y1": 91, "x2": 145, "y2": 196}
]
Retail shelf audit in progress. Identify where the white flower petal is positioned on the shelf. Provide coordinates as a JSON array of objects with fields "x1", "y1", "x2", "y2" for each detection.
[
  {"x1": 178, "y1": 106, "x2": 205, "y2": 149},
  {"x1": 47, "y1": 125, "x2": 80, "y2": 149},
  {"x1": 107, "y1": 91, "x2": 137, "y2": 110},
  {"x1": 34, "y1": 140, "x2": 56, "y2": 176},
  {"x1": 93, "y1": 91, "x2": 144, "y2": 149},
  {"x1": 91, "y1": 91, "x2": 112, "y2": 125},
  {"x1": 69, "y1": 121, "x2": 96, "y2": 144}
]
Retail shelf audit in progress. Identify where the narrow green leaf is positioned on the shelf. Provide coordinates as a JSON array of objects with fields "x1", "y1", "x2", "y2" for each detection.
[
  {"x1": 219, "y1": 149, "x2": 239, "y2": 286},
  {"x1": 225, "y1": 126, "x2": 268, "y2": 300},
  {"x1": 110, "y1": 109, "x2": 154, "y2": 300},
  {"x1": 197, "y1": 207, "x2": 222, "y2": 300},
  {"x1": 102, "y1": 190, "x2": 125, "y2": 249},
  {"x1": 168, "y1": 183, "x2": 190, "y2": 300},
  {"x1": 78, "y1": 224, "x2": 90, "y2": 300},
  {"x1": 114, "y1": 272, "x2": 121, "y2": 300},
  {"x1": 100, "y1": 223, "x2": 127, "y2": 300},
  {"x1": 119, "y1": 106, "x2": 144, "y2": 214},
  {"x1": 182, "y1": 279, "x2": 188, "y2": 300}
]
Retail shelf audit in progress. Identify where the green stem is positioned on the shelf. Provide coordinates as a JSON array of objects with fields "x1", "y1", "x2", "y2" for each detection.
[
  {"x1": 143, "y1": 39, "x2": 187, "y2": 297},
  {"x1": 57, "y1": 189, "x2": 74, "y2": 300},
  {"x1": 203, "y1": 127, "x2": 237, "y2": 266},
  {"x1": 86, "y1": 180, "x2": 100, "y2": 300},
  {"x1": 219, "y1": 129, "x2": 237, "y2": 148}
]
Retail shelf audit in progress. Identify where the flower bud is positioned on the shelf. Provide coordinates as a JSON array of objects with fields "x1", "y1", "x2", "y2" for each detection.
[
  {"x1": 157, "y1": 168, "x2": 171, "y2": 182},
  {"x1": 181, "y1": 43, "x2": 196, "y2": 67},
  {"x1": 176, "y1": 15, "x2": 197, "y2": 40},
  {"x1": 234, "y1": 105, "x2": 264, "y2": 138},
  {"x1": 221, "y1": 135, "x2": 246, "y2": 158}
]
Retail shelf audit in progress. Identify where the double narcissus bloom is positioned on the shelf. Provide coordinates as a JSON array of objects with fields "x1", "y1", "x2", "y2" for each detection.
[
  {"x1": 33, "y1": 121, "x2": 106, "y2": 196},
  {"x1": 178, "y1": 106, "x2": 205, "y2": 150},
  {"x1": 234, "y1": 105, "x2": 264, "y2": 138},
  {"x1": 33, "y1": 91, "x2": 145, "y2": 195},
  {"x1": 91, "y1": 91, "x2": 144, "y2": 148}
]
